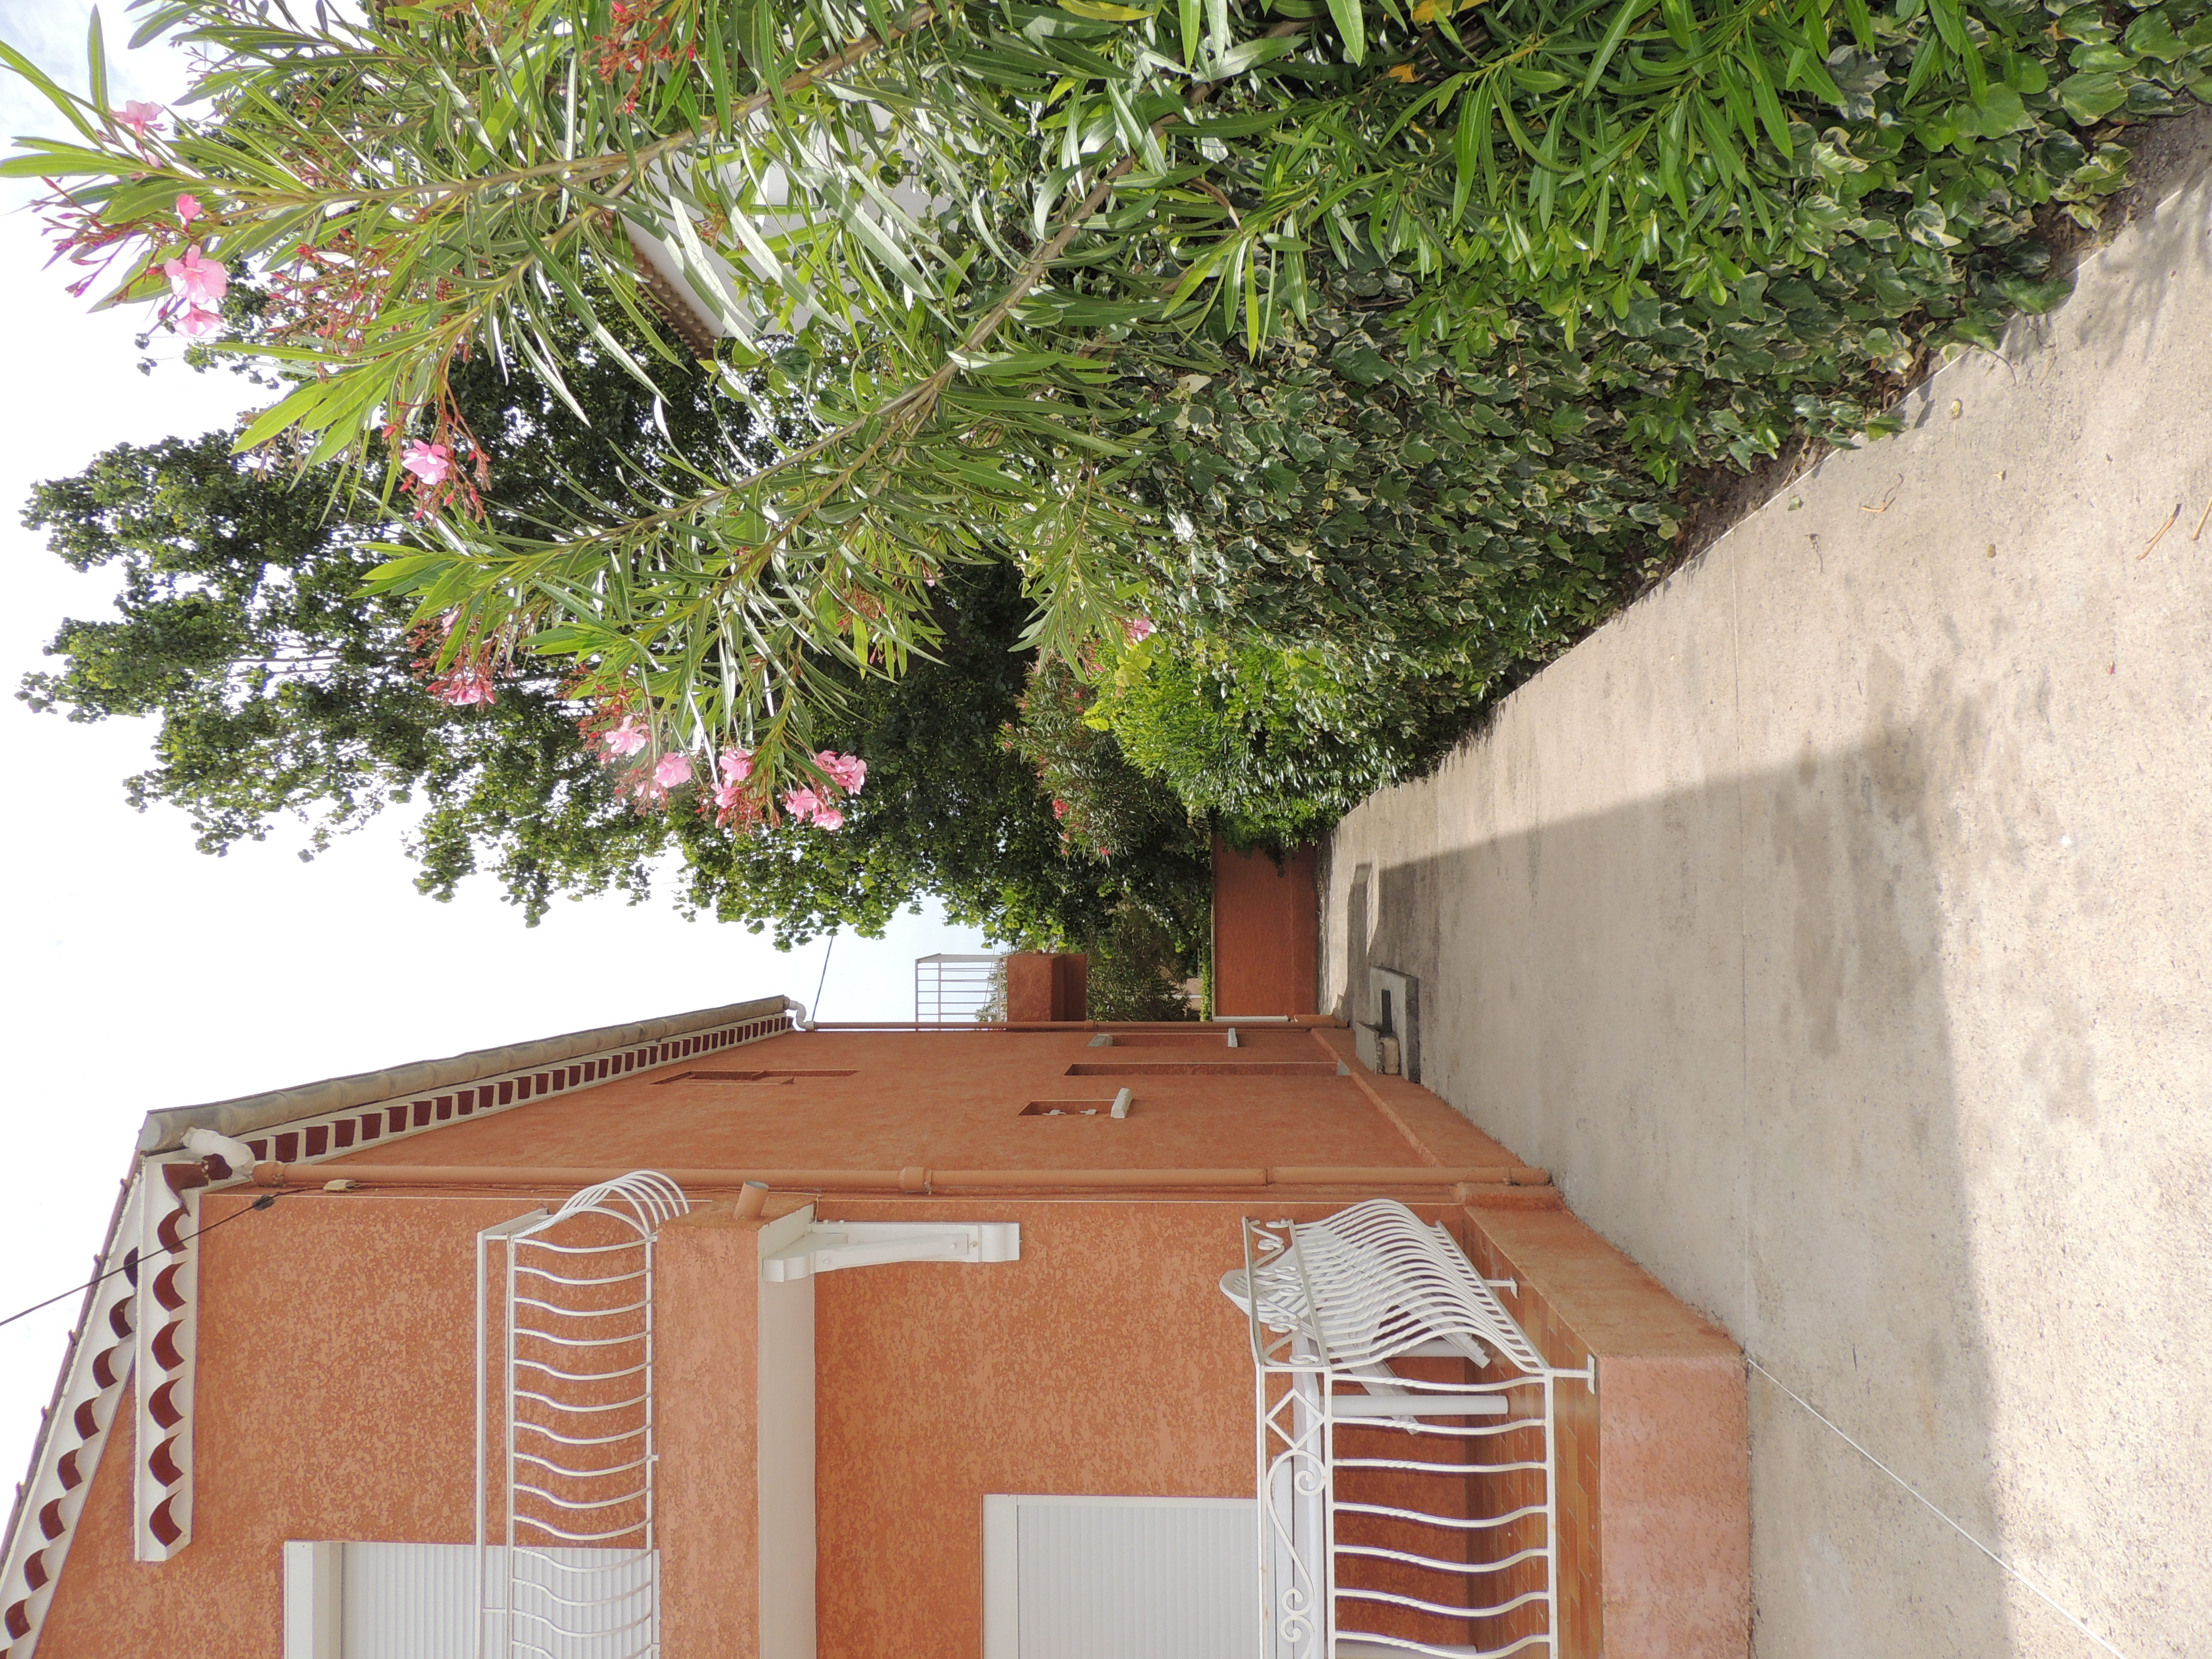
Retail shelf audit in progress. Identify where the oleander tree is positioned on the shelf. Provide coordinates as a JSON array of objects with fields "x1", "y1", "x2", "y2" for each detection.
[
  {"x1": 4, "y1": 0, "x2": 2204, "y2": 837},
  {"x1": 19, "y1": 315, "x2": 1196, "y2": 942}
]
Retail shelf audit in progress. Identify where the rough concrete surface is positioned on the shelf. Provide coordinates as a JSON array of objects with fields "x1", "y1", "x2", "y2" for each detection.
[{"x1": 1320, "y1": 131, "x2": 2212, "y2": 1658}]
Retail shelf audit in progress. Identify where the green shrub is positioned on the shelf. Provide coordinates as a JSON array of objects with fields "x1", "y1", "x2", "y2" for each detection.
[
  {"x1": 1083, "y1": 0, "x2": 2212, "y2": 835},
  {"x1": 1005, "y1": 660, "x2": 1214, "y2": 948},
  {"x1": 1085, "y1": 906, "x2": 1200, "y2": 1022}
]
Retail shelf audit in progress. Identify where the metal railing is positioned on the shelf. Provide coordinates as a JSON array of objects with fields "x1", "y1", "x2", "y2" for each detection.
[
  {"x1": 914, "y1": 953, "x2": 1007, "y2": 1023},
  {"x1": 1226, "y1": 1201, "x2": 1593, "y2": 1659},
  {"x1": 479, "y1": 1172, "x2": 690, "y2": 1659}
]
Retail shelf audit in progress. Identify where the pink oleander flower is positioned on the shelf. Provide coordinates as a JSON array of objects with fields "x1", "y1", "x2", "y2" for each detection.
[
  {"x1": 720, "y1": 746, "x2": 754, "y2": 785},
  {"x1": 815, "y1": 750, "x2": 867, "y2": 794},
  {"x1": 117, "y1": 101, "x2": 163, "y2": 137},
  {"x1": 1052, "y1": 798, "x2": 1069, "y2": 819},
  {"x1": 786, "y1": 785, "x2": 846, "y2": 829},
  {"x1": 401, "y1": 441, "x2": 452, "y2": 487},
  {"x1": 163, "y1": 244, "x2": 226, "y2": 307},
  {"x1": 602, "y1": 715, "x2": 649, "y2": 757},
  {"x1": 432, "y1": 665, "x2": 496, "y2": 706},
  {"x1": 175, "y1": 193, "x2": 202, "y2": 226},
  {"x1": 1124, "y1": 615, "x2": 1156, "y2": 644},
  {"x1": 178, "y1": 304, "x2": 221, "y2": 338},
  {"x1": 653, "y1": 752, "x2": 693, "y2": 788}
]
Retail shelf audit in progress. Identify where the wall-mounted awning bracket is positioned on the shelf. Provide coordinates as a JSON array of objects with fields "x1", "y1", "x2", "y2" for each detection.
[{"x1": 760, "y1": 1220, "x2": 1021, "y2": 1282}]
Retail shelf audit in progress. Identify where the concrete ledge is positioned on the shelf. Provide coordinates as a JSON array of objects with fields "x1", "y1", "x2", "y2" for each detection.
[{"x1": 1458, "y1": 1208, "x2": 1750, "y2": 1659}]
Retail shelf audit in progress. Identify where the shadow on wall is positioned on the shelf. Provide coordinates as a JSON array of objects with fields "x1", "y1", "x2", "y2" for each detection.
[{"x1": 1324, "y1": 734, "x2": 2010, "y2": 1657}]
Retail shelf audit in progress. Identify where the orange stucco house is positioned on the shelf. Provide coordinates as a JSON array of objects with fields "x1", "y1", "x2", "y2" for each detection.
[{"x1": 2, "y1": 989, "x2": 1747, "y2": 1659}]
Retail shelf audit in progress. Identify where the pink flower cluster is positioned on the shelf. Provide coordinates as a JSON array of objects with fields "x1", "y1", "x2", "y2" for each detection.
[
  {"x1": 782, "y1": 752, "x2": 867, "y2": 832},
  {"x1": 430, "y1": 663, "x2": 496, "y2": 706},
  {"x1": 601, "y1": 715, "x2": 649, "y2": 757},
  {"x1": 712, "y1": 747, "x2": 755, "y2": 819},
  {"x1": 402, "y1": 441, "x2": 451, "y2": 486},
  {"x1": 163, "y1": 241, "x2": 227, "y2": 338},
  {"x1": 582, "y1": 709, "x2": 866, "y2": 833}
]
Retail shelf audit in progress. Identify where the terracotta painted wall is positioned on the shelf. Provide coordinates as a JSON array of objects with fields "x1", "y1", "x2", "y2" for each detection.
[
  {"x1": 33, "y1": 1193, "x2": 532, "y2": 1658},
  {"x1": 654, "y1": 1202, "x2": 766, "y2": 1656},
  {"x1": 1214, "y1": 839, "x2": 1319, "y2": 1017},
  {"x1": 321, "y1": 1024, "x2": 1513, "y2": 1176},
  {"x1": 813, "y1": 1197, "x2": 1367, "y2": 1659},
  {"x1": 24, "y1": 1029, "x2": 1742, "y2": 1659},
  {"x1": 1002, "y1": 954, "x2": 1088, "y2": 1022}
]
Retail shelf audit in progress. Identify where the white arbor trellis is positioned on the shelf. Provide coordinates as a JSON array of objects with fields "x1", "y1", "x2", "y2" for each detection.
[
  {"x1": 478, "y1": 1172, "x2": 690, "y2": 1659},
  {"x1": 1226, "y1": 1200, "x2": 1594, "y2": 1659}
]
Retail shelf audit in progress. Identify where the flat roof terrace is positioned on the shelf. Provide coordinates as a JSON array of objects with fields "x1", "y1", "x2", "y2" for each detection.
[{"x1": 317, "y1": 1025, "x2": 1526, "y2": 1178}]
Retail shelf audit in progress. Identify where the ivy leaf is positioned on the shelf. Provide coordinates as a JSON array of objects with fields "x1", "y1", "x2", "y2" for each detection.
[
  {"x1": 1990, "y1": 272, "x2": 2074, "y2": 313},
  {"x1": 2058, "y1": 71, "x2": 2130, "y2": 122},
  {"x1": 2120, "y1": 11, "x2": 2185, "y2": 61},
  {"x1": 1972, "y1": 83, "x2": 2030, "y2": 134},
  {"x1": 1329, "y1": 342, "x2": 1393, "y2": 385},
  {"x1": 2069, "y1": 43, "x2": 2133, "y2": 73}
]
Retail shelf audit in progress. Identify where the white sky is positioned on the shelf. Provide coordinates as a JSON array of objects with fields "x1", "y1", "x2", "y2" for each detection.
[{"x1": 0, "y1": 3, "x2": 989, "y2": 1495}]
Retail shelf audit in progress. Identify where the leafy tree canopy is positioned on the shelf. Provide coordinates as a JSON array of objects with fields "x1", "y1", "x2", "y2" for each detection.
[
  {"x1": 20, "y1": 324, "x2": 1203, "y2": 946},
  {"x1": 4, "y1": 0, "x2": 2208, "y2": 870},
  {"x1": 6, "y1": 0, "x2": 2203, "y2": 815}
]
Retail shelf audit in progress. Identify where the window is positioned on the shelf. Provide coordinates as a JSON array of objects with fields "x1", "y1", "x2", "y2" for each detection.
[
  {"x1": 283, "y1": 1543, "x2": 654, "y2": 1659},
  {"x1": 982, "y1": 1496, "x2": 1258, "y2": 1659}
]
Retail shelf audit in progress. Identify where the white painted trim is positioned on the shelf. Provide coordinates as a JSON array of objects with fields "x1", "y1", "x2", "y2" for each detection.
[
  {"x1": 282, "y1": 1540, "x2": 343, "y2": 1659},
  {"x1": 760, "y1": 1220, "x2": 1020, "y2": 1282},
  {"x1": 0, "y1": 1174, "x2": 142, "y2": 1659},
  {"x1": 140, "y1": 997, "x2": 797, "y2": 1153},
  {"x1": 981, "y1": 1497, "x2": 1021, "y2": 1659},
  {"x1": 133, "y1": 1171, "x2": 197, "y2": 1561},
  {"x1": 757, "y1": 1259, "x2": 816, "y2": 1659}
]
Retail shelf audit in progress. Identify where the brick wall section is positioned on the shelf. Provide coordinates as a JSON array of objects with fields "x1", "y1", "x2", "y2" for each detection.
[
  {"x1": 1214, "y1": 839, "x2": 1319, "y2": 1016},
  {"x1": 1003, "y1": 953, "x2": 1087, "y2": 1022},
  {"x1": 1456, "y1": 1205, "x2": 1750, "y2": 1659}
]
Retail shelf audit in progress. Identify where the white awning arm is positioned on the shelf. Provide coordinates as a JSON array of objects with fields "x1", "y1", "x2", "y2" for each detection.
[{"x1": 760, "y1": 1220, "x2": 1021, "y2": 1282}]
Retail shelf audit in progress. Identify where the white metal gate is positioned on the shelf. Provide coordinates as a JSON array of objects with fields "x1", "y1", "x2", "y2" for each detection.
[
  {"x1": 477, "y1": 1173, "x2": 688, "y2": 1659},
  {"x1": 1226, "y1": 1201, "x2": 1592, "y2": 1659}
]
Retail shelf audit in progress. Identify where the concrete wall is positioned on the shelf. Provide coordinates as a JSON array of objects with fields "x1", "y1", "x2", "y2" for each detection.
[{"x1": 1320, "y1": 127, "x2": 2212, "y2": 1658}]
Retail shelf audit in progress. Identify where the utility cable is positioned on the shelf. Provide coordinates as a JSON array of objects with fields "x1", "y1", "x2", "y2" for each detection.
[
  {"x1": 813, "y1": 927, "x2": 836, "y2": 1021},
  {"x1": 0, "y1": 1192, "x2": 282, "y2": 1334}
]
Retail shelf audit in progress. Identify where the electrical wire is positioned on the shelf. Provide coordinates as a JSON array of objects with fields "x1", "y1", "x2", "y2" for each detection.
[
  {"x1": 0, "y1": 1191, "x2": 283, "y2": 1334},
  {"x1": 1747, "y1": 1356, "x2": 2131, "y2": 1659},
  {"x1": 813, "y1": 927, "x2": 836, "y2": 1021}
]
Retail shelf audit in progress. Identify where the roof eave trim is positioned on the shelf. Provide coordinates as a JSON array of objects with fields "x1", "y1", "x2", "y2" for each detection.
[{"x1": 136, "y1": 995, "x2": 794, "y2": 1155}]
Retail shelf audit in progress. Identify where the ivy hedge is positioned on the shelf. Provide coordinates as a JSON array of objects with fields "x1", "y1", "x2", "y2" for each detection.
[{"x1": 1044, "y1": 1, "x2": 2212, "y2": 844}]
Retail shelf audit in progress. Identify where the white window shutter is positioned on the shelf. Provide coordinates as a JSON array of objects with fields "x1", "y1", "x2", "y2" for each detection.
[{"x1": 982, "y1": 1496, "x2": 1258, "y2": 1659}]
